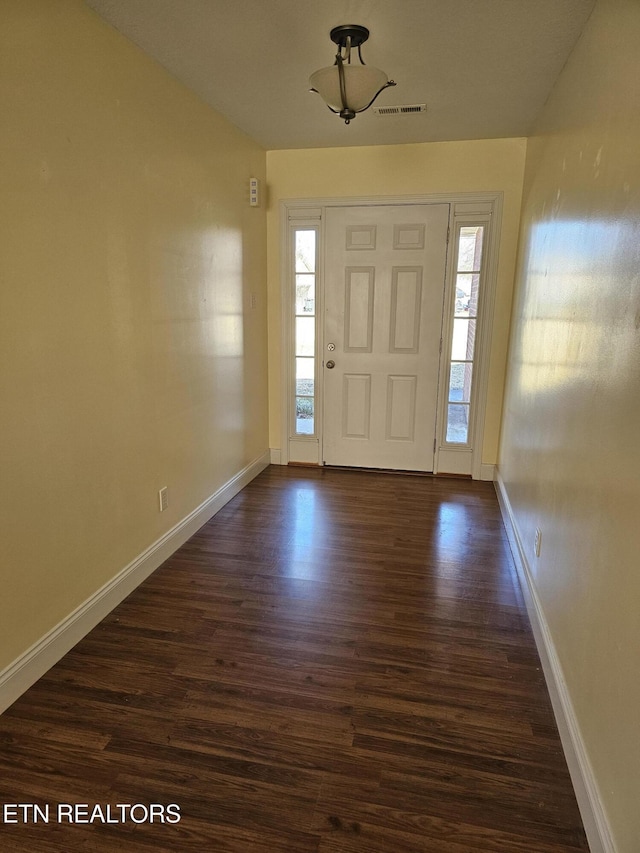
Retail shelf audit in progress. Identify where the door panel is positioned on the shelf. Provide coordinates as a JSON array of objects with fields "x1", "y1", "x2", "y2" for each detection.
[
  {"x1": 323, "y1": 204, "x2": 449, "y2": 471},
  {"x1": 343, "y1": 374, "x2": 371, "y2": 438},
  {"x1": 390, "y1": 268, "x2": 422, "y2": 352},
  {"x1": 344, "y1": 268, "x2": 374, "y2": 351},
  {"x1": 386, "y1": 375, "x2": 417, "y2": 441}
]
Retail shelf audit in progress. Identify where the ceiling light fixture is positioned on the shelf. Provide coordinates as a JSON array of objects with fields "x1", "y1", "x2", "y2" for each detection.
[{"x1": 309, "y1": 25, "x2": 396, "y2": 125}]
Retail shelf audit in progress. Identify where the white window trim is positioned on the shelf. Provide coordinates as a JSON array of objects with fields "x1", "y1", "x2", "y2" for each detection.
[
  {"x1": 435, "y1": 205, "x2": 501, "y2": 479},
  {"x1": 281, "y1": 212, "x2": 323, "y2": 465},
  {"x1": 279, "y1": 193, "x2": 503, "y2": 478}
]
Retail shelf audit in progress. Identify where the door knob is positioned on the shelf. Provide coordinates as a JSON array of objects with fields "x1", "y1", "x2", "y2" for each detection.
[{"x1": 326, "y1": 360, "x2": 335, "y2": 369}]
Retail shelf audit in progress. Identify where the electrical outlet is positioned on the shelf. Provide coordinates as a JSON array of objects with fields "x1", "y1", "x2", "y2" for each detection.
[
  {"x1": 158, "y1": 487, "x2": 168, "y2": 512},
  {"x1": 534, "y1": 527, "x2": 542, "y2": 557}
]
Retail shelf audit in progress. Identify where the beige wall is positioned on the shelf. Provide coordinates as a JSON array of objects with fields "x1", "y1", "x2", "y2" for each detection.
[
  {"x1": 499, "y1": 0, "x2": 640, "y2": 848},
  {"x1": 0, "y1": 1, "x2": 268, "y2": 670},
  {"x1": 266, "y1": 139, "x2": 527, "y2": 463}
]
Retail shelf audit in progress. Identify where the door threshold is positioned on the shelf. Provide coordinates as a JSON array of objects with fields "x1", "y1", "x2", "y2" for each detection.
[{"x1": 323, "y1": 464, "x2": 435, "y2": 478}]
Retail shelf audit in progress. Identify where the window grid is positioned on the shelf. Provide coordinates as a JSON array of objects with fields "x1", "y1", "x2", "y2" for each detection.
[
  {"x1": 293, "y1": 230, "x2": 317, "y2": 436},
  {"x1": 446, "y1": 226, "x2": 484, "y2": 444}
]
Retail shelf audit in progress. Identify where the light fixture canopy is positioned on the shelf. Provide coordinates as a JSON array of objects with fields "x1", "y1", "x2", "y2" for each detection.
[{"x1": 309, "y1": 24, "x2": 396, "y2": 124}]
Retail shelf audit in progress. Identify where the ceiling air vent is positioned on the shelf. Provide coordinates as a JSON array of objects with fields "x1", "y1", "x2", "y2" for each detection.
[{"x1": 372, "y1": 103, "x2": 427, "y2": 116}]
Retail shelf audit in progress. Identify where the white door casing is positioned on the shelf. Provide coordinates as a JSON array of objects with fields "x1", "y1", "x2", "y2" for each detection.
[{"x1": 322, "y1": 204, "x2": 450, "y2": 471}]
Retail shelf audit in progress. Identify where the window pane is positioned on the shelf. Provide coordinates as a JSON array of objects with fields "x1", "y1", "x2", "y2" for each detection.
[
  {"x1": 446, "y1": 404, "x2": 469, "y2": 443},
  {"x1": 296, "y1": 357, "x2": 314, "y2": 395},
  {"x1": 296, "y1": 316, "x2": 315, "y2": 356},
  {"x1": 296, "y1": 397, "x2": 314, "y2": 434},
  {"x1": 295, "y1": 231, "x2": 316, "y2": 273},
  {"x1": 296, "y1": 275, "x2": 315, "y2": 315},
  {"x1": 293, "y1": 228, "x2": 316, "y2": 439},
  {"x1": 448, "y1": 362, "x2": 473, "y2": 403},
  {"x1": 451, "y1": 318, "x2": 476, "y2": 360},
  {"x1": 457, "y1": 226, "x2": 484, "y2": 272},
  {"x1": 455, "y1": 274, "x2": 480, "y2": 317}
]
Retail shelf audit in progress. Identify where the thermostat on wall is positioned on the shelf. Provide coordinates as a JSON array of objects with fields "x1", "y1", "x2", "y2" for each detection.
[{"x1": 249, "y1": 177, "x2": 260, "y2": 207}]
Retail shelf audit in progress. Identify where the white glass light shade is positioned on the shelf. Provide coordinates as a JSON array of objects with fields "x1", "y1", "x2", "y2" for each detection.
[{"x1": 309, "y1": 64, "x2": 389, "y2": 113}]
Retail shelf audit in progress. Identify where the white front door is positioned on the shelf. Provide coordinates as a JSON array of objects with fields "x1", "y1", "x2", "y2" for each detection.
[{"x1": 322, "y1": 204, "x2": 449, "y2": 471}]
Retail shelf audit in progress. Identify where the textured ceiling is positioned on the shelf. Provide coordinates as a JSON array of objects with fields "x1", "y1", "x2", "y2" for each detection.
[{"x1": 85, "y1": 0, "x2": 595, "y2": 150}]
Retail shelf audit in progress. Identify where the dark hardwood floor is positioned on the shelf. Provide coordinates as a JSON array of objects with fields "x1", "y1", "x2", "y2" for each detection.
[{"x1": 0, "y1": 465, "x2": 589, "y2": 851}]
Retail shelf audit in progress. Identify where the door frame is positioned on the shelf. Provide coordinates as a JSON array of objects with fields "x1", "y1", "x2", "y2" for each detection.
[{"x1": 279, "y1": 192, "x2": 503, "y2": 480}]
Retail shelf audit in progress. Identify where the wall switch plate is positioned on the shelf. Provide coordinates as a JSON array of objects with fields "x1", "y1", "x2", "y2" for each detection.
[
  {"x1": 159, "y1": 487, "x2": 168, "y2": 512},
  {"x1": 249, "y1": 177, "x2": 260, "y2": 207}
]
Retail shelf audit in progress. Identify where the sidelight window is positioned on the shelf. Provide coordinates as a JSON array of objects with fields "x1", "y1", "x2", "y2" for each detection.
[
  {"x1": 293, "y1": 229, "x2": 317, "y2": 435},
  {"x1": 445, "y1": 225, "x2": 484, "y2": 444}
]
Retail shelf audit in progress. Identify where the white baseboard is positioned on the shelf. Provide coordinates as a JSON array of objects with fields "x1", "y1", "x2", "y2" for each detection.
[
  {"x1": 270, "y1": 448, "x2": 283, "y2": 464},
  {"x1": 0, "y1": 450, "x2": 271, "y2": 715},
  {"x1": 479, "y1": 463, "x2": 496, "y2": 481},
  {"x1": 494, "y1": 469, "x2": 616, "y2": 853}
]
